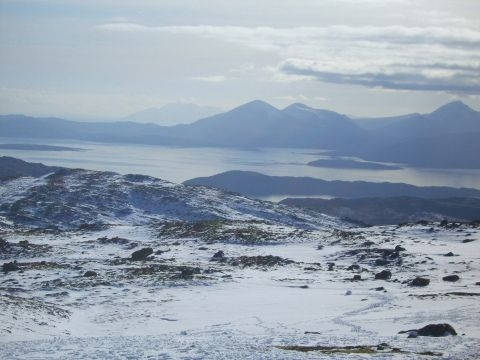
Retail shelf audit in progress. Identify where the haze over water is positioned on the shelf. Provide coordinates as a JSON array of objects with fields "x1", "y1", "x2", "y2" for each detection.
[{"x1": 1, "y1": 138, "x2": 479, "y2": 192}]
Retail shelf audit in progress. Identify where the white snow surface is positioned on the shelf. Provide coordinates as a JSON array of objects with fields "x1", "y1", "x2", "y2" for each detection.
[{"x1": 0, "y1": 170, "x2": 479, "y2": 359}]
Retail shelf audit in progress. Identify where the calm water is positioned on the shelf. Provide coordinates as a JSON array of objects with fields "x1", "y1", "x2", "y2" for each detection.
[{"x1": 1, "y1": 138, "x2": 479, "y2": 196}]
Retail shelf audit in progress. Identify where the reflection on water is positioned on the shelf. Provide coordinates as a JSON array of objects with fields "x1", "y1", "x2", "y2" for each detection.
[{"x1": 1, "y1": 137, "x2": 479, "y2": 190}]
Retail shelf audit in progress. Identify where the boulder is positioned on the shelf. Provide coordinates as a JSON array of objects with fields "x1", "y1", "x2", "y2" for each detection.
[
  {"x1": 410, "y1": 277, "x2": 430, "y2": 287},
  {"x1": 210, "y1": 250, "x2": 225, "y2": 262},
  {"x1": 83, "y1": 270, "x2": 97, "y2": 277},
  {"x1": 400, "y1": 323, "x2": 457, "y2": 337},
  {"x1": 442, "y1": 275, "x2": 460, "y2": 282},
  {"x1": 375, "y1": 270, "x2": 392, "y2": 280},
  {"x1": 130, "y1": 247, "x2": 153, "y2": 261},
  {"x1": 2, "y1": 261, "x2": 19, "y2": 273},
  {"x1": 444, "y1": 252, "x2": 455, "y2": 257}
]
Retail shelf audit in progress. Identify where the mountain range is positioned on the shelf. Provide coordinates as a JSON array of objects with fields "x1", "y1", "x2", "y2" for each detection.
[{"x1": 1, "y1": 100, "x2": 479, "y2": 168}]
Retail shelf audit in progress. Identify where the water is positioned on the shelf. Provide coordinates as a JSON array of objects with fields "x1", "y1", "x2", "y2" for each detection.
[{"x1": 1, "y1": 138, "x2": 479, "y2": 196}]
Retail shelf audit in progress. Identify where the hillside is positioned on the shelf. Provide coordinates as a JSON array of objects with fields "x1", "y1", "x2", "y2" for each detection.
[
  {"x1": 1, "y1": 160, "x2": 479, "y2": 358},
  {"x1": 0, "y1": 156, "x2": 60, "y2": 180},
  {"x1": 184, "y1": 170, "x2": 480, "y2": 199},
  {"x1": 281, "y1": 196, "x2": 480, "y2": 225}
]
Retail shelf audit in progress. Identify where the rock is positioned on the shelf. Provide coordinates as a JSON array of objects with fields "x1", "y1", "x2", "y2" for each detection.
[
  {"x1": 198, "y1": 246, "x2": 208, "y2": 250},
  {"x1": 400, "y1": 323, "x2": 457, "y2": 337},
  {"x1": 179, "y1": 267, "x2": 201, "y2": 279},
  {"x1": 444, "y1": 252, "x2": 455, "y2": 257},
  {"x1": 230, "y1": 255, "x2": 294, "y2": 268},
  {"x1": 345, "y1": 290, "x2": 352, "y2": 295},
  {"x1": 375, "y1": 270, "x2": 392, "y2": 280},
  {"x1": 347, "y1": 264, "x2": 360, "y2": 271},
  {"x1": 394, "y1": 245, "x2": 406, "y2": 251},
  {"x1": 442, "y1": 275, "x2": 460, "y2": 282},
  {"x1": 130, "y1": 247, "x2": 153, "y2": 261},
  {"x1": 375, "y1": 286, "x2": 385, "y2": 291},
  {"x1": 210, "y1": 250, "x2": 225, "y2": 261},
  {"x1": 352, "y1": 274, "x2": 362, "y2": 281},
  {"x1": 327, "y1": 262, "x2": 335, "y2": 271},
  {"x1": 2, "y1": 261, "x2": 19, "y2": 273},
  {"x1": 83, "y1": 270, "x2": 97, "y2": 277},
  {"x1": 410, "y1": 277, "x2": 430, "y2": 287},
  {"x1": 375, "y1": 258, "x2": 389, "y2": 266},
  {"x1": 462, "y1": 239, "x2": 475, "y2": 243}
]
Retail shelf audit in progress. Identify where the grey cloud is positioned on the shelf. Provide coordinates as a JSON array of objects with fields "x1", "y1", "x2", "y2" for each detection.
[{"x1": 280, "y1": 61, "x2": 480, "y2": 93}]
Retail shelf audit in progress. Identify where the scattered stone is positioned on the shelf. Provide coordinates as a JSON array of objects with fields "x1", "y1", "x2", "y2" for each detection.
[
  {"x1": 442, "y1": 275, "x2": 460, "y2": 282},
  {"x1": 179, "y1": 267, "x2": 201, "y2": 279},
  {"x1": 375, "y1": 270, "x2": 392, "y2": 280},
  {"x1": 2, "y1": 261, "x2": 19, "y2": 273},
  {"x1": 410, "y1": 277, "x2": 430, "y2": 287},
  {"x1": 83, "y1": 270, "x2": 97, "y2": 277},
  {"x1": 210, "y1": 250, "x2": 225, "y2": 262},
  {"x1": 130, "y1": 247, "x2": 153, "y2": 261},
  {"x1": 230, "y1": 255, "x2": 294, "y2": 268},
  {"x1": 399, "y1": 323, "x2": 457, "y2": 337}
]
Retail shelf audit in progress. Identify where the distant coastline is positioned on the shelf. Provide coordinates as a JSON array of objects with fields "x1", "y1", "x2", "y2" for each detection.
[{"x1": 0, "y1": 143, "x2": 84, "y2": 152}]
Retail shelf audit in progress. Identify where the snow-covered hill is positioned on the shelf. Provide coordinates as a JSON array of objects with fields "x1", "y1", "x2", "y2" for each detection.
[
  {"x1": 1, "y1": 167, "x2": 479, "y2": 359},
  {"x1": 0, "y1": 169, "x2": 340, "y2": 230}
]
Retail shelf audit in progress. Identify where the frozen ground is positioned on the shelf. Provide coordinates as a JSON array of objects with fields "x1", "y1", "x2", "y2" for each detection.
[{"x1": 0, "y1": 171, "x2": 479, "y2": 359}]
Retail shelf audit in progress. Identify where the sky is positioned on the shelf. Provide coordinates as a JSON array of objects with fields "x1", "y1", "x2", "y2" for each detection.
[{"x1": 1, "y1": 0, "x2": 479, "y2": 119}]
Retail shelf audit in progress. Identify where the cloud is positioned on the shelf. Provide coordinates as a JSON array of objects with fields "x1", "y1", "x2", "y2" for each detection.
[
  {"x1": 97, "y1": 23, "x2": 480, "y2": 94},
  {"x1": 191, "y1": 75, "x2": 228, "y2": 82}
]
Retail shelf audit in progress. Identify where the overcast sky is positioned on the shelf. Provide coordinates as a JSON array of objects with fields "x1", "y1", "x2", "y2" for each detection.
[{"x1": 1, "y1": 0, "x2": 479, "y2": 119}]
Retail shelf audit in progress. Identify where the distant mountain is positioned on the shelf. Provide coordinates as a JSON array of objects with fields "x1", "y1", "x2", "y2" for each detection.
[
  {"x1": 164, "y1": 100, "x2": 369, "y2": 148},
  {"x1": 1, "y1": 100, "x2": 479, "y2": 168},
  {"x1": 0, "y1": 156, "x2": 60, "y2": 180},
  {"x1": 365, "y1": 101, "x2": 480, "y2": 139},
  {"x1": 280, "y1": 196, "x2": 480, "y2": 225},
  {"x1": 184, "y1": 170, "x2": 480, "y2": 199},
  {"x1": 122, "y1": 103, "x2": 222, "y2": 126}
]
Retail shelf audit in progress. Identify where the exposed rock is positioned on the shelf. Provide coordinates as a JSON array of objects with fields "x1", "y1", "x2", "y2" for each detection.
[
  {"x1": 410, "y1": 277, "x2": 430, "y2": 287},
  {"x1": 2, "y1": 261, "x2": 19, "y2": 273},
  {"x1": 352, "y1": 274, "x2": 362, "y2": 281},
  {"x1": 179, "y1": 267, "x2": 201, "y2": 279},
  {"x1": 442, "y1": 275, "x2": 460, "y2": 282},
  {"x1": 375, "y1": 270, "x2": 392, "y2": 280},
  {"x1": 444, "y1": 252, "x2": 455, "y2": 257},
  {"x1": 83, "y1": 270, "x2": 97, "y2": 277},
  {"x1": 327, "y1": 262, "x2": 335, "y2": 271},
  {"x1": 462, "y1": 239, "x2": 475, "y2": 243},
  {"x1": 399, "y1": 323, "x2": 457, "y2": 337},
  {"x1": 395, "y1": 245, "x2": 406, "y2": 251},
  {"x1": 130, "y1": 247, "x2": 153, "y2": 261},
  {"x1": 210, "y1": 250, "x2": 225, "y2": 262},
  {"x1": 347, "y1": 264, "x2": 360, "y2": 271},
  {"x1": 229, "y1": 255, "x2": 294, "y2": 268}
]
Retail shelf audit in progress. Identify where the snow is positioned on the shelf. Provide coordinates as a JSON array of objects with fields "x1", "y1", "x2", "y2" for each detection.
[{"x1": 1, "y1": 171, "x2": 479, "y2": 358}]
